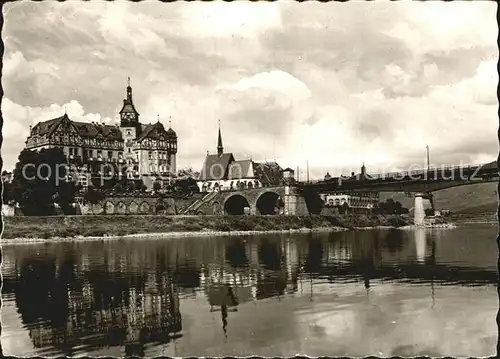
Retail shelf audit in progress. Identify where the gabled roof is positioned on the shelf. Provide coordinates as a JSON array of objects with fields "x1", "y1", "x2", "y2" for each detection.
[
  {"x1": 198, "y1": 153, "x2": 235, "y2": 181},
  {"x1": 31, "y1": 115, "x2": 67, "y2": 136},
  {"x1": 30, "y1": 115, "x2": 123, "y2": 141},
  {"x1": 228, "y1": 160, "x2": 254, "y2": 179},
  {"x1": 166, "y1": 127, "x2": 177, "y2": 138},
  {"x1": 136, "y1": 122, "x2": 175, "y2": 142}
]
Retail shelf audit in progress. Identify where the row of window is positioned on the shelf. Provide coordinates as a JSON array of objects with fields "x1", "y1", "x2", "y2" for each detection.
[
  {"x1": 148, "y1": 151, "x2": 171, "y2": 160},
  {"x1": 83, "y1": 149, "x2": 124, "y2": 159},
  {"x1": 148, "y1": 165, "x2": 172, "y2": 173}
]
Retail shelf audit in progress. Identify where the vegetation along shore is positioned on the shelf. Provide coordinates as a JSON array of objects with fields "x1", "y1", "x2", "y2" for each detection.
[{"x1": 2, "y1": 214, "x2": 412, "y2": 242}]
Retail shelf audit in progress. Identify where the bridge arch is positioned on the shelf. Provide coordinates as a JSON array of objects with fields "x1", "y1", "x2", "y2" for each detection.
[
  {"x1": 255, "y1": 191, "x2": 281, "y2": 215},
  {"x1": 116, "y1": 201, "x2": 126, "y2": 214},
  {"x1": 224, "y1": 194, "x2": 251, "y2": 215}
]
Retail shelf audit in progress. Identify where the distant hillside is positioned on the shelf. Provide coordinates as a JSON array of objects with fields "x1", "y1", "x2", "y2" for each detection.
[{"x1": 380, "y1": 182, "x2": 498, "y2": 214}]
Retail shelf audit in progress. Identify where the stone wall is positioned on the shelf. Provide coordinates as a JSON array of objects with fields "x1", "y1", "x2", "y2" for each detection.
[{"x1": 79, "y1": 194, "x2": 203, "y2": 215}]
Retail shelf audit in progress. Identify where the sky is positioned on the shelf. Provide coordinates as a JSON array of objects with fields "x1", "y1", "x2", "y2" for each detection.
[{"x1": 2, "y1": 1, "x2": 498, "y2": 179}]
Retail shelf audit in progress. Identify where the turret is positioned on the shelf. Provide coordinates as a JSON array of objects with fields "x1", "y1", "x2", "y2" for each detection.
[{"x1": 119, "y1": 77, "x2": 140, "y2": 128}]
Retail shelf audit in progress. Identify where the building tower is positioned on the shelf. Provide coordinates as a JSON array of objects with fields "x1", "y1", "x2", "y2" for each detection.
[
  {"x1": 166, "y1": 118, "x2": 178, "y2": 174},
  {"x1": 217, "y1": 121, "x2": 224, "y2": 156},
  {"x1": 119, "y1": 77, "x2": 140, "y2": 176}
]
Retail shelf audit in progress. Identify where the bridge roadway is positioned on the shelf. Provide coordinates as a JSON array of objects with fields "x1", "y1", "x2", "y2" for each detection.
[{"x1": 297, "y1": 162, "x2": 498, "y2": 193}]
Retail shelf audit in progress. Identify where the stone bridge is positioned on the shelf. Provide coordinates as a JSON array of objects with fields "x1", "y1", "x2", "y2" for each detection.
[{"x1": 197, "y1": 186, "x2": 310, "y2": 216}]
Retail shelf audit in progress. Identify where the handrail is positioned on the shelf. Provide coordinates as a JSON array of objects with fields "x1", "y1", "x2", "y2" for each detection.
[
  {"x1": 183, "y1": 191, "x2": 217, "y2": 214},
  {"x1": 297, "y1": 163, "x2": 494, "y2": 187}
]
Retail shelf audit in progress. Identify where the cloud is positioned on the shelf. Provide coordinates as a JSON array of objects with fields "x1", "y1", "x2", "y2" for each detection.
[
  {"x1": 1, "y1": 98, "x2": 113, "y2": 170},
  {"x1": 179, "y1": 2, "x2": 282, "y2": 38},
  {"x1": 1, "y1": 1, "x2": 497, "y2": 178}
]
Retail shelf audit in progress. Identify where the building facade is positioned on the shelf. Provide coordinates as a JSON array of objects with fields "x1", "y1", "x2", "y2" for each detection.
[
  {"x1": 321, "y1": 164, "x2": 380, "y2": 211},
  {"x1": 197, "y1": 126, "x2": 284, "y2": 192},
  {"x1": 24, "y1": 79, "x2": 178, "y2": 188},
  {"x1": 321, "y1": 192, "x2": 380, "y2": 211}
]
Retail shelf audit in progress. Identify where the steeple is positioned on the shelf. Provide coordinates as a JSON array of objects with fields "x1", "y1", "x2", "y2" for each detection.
[
  {"x1": 217, "y1": 120, "x2": 223, "y2": 156},
  {"x1": 127, "y1": 77, "x2": 132, "y2": 100},
  {"x1": 361, "y1": 162, "x2": 366, "y2": 175},
  {"x1": 120, "y1": 77, "x2": 140, "y2": 127}
]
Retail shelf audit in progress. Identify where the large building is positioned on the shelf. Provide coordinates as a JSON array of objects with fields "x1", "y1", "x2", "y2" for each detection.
[
  {"x1": 197, "y1": 125, "x2": 284, "y2": 192},
  {"x1": 24, "y1": 79, "x2": 178, "y2": 188}
]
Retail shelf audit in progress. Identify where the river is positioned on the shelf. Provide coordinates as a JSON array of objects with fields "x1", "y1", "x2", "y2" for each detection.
[{"x1": 1, "y1": 222, "x2": 498, "y2": 357}]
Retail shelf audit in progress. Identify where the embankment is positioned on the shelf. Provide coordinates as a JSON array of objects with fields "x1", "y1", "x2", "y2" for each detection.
[{"x1": 1, "y1": 214, "x2": 412, "y2": 242}]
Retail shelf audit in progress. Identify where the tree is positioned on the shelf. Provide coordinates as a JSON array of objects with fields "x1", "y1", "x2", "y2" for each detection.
[
  {"x1": 11, "y1": 148, "x2": 73, "y2": 216},
  {"x1": 374, "y1": 199, "x2": 410, "y2": 215},
  {"x1": 54, "y1": 180, "x2": 77, "y2": 214},
  {"x1": 83, "y1": 186, "x2": 105, "y2": 205},
  {"x1": 153, "y1": 181, "x2": 162, "y2": 192},
  {"x1": 168, "y1": 176, "x2": 199, "y2": 196},
  {"x1": 177, "y1": 167, "x2": 200, "y2": 179},
  {"x1": 339, "y1": 202, "x2": 350, "y2": 215}
]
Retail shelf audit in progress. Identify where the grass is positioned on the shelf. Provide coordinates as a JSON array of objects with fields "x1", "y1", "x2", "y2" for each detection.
[{"x1": 1, "y1": 214, "x2": 413, "y2": 240}]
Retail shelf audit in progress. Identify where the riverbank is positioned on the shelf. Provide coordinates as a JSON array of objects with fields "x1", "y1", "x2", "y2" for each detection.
[
  {"x1": 450, "y1": 212, "x2": 497, "y2": 224},
  {"x1": 1, "y1": 214, "x2": 412, "y2": 243}
]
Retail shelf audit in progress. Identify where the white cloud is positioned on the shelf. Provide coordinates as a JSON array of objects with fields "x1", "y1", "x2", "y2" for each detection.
[
  {"x1": 2, "y1": 1, "x2": 497, "y2": 179},
  {"x1": 387, "y1": 2, "x2": 497, "y2": 54},
  {"x1": 3, "y1": 51, "x2": 59, "y2": 78},
  {"x1": 180, "y1": 2, "x2": 282, "y2": 38},
  {"x1": 233, "y1": 70, "x2": 312, "y2": 102},
  {"x1": 1, "y1": 98, "x2": 113, "y2": 171}
]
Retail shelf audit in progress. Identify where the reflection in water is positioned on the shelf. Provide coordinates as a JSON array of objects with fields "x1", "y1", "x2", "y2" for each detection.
[
  {"x1": 415, "y1": 228, "x2": 427, "y2": 263},
  {"x1": 1, "y1": 225, "x2": 498, "y2": 357}
]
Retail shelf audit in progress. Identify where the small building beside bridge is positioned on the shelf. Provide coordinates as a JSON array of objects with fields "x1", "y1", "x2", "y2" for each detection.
[{"x1": 321, "y1": 164, "x2": 379, "y2": 212}]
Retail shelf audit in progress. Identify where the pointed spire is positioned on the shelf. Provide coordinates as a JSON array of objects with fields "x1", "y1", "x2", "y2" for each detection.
[
  {"x1": 217, "y1": 120, "x2": 223, "y2": 156},
  {"x1": 126, "y1": 77, "x2": 133, "y2": 102},
  {"x1": 168, "y1": 116, "x2": 172, "y2": 128},
  {"x1": 157, "y1": 114, "x2": 160, "y2": 123}
]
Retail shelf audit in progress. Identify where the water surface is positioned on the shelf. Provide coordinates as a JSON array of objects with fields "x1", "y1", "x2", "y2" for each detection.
[{"x1": 1, "y1": 223, "x2": 498, "y2": 356}]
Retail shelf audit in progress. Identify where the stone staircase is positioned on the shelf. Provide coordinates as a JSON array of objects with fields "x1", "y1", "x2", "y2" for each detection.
[{"x1": 183, "y1": 191, "x2": 218, "y2": 214}]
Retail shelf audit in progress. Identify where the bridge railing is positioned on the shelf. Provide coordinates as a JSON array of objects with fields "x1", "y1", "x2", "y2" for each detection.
[{"x1": 298, "y1": 163, "x2": 496, "y2": 187}]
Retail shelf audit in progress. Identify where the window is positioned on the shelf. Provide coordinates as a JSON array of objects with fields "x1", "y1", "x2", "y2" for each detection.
[
  {"x1": 128, "y1": 148, "x2": 131, "y2": 153},
  {"x1": 108, "y1": 151, "x2": 112, "y2": 159}
]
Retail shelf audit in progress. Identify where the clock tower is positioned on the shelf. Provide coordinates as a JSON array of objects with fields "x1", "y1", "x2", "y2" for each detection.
[{"x1": 119, "y1": 77, "x2": 141, "y2": 177}]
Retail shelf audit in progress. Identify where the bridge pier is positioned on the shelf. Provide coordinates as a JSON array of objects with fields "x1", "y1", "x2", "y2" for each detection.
[
  {"x1": 414, "y1": 192, "x2": 434, "y2": 226},
  {"x1": 283, "y1": 186, "x2": 309, "y2": 215},
  {"x1": 414, "y1": 193, "x2": 426, "y2": 226}
]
